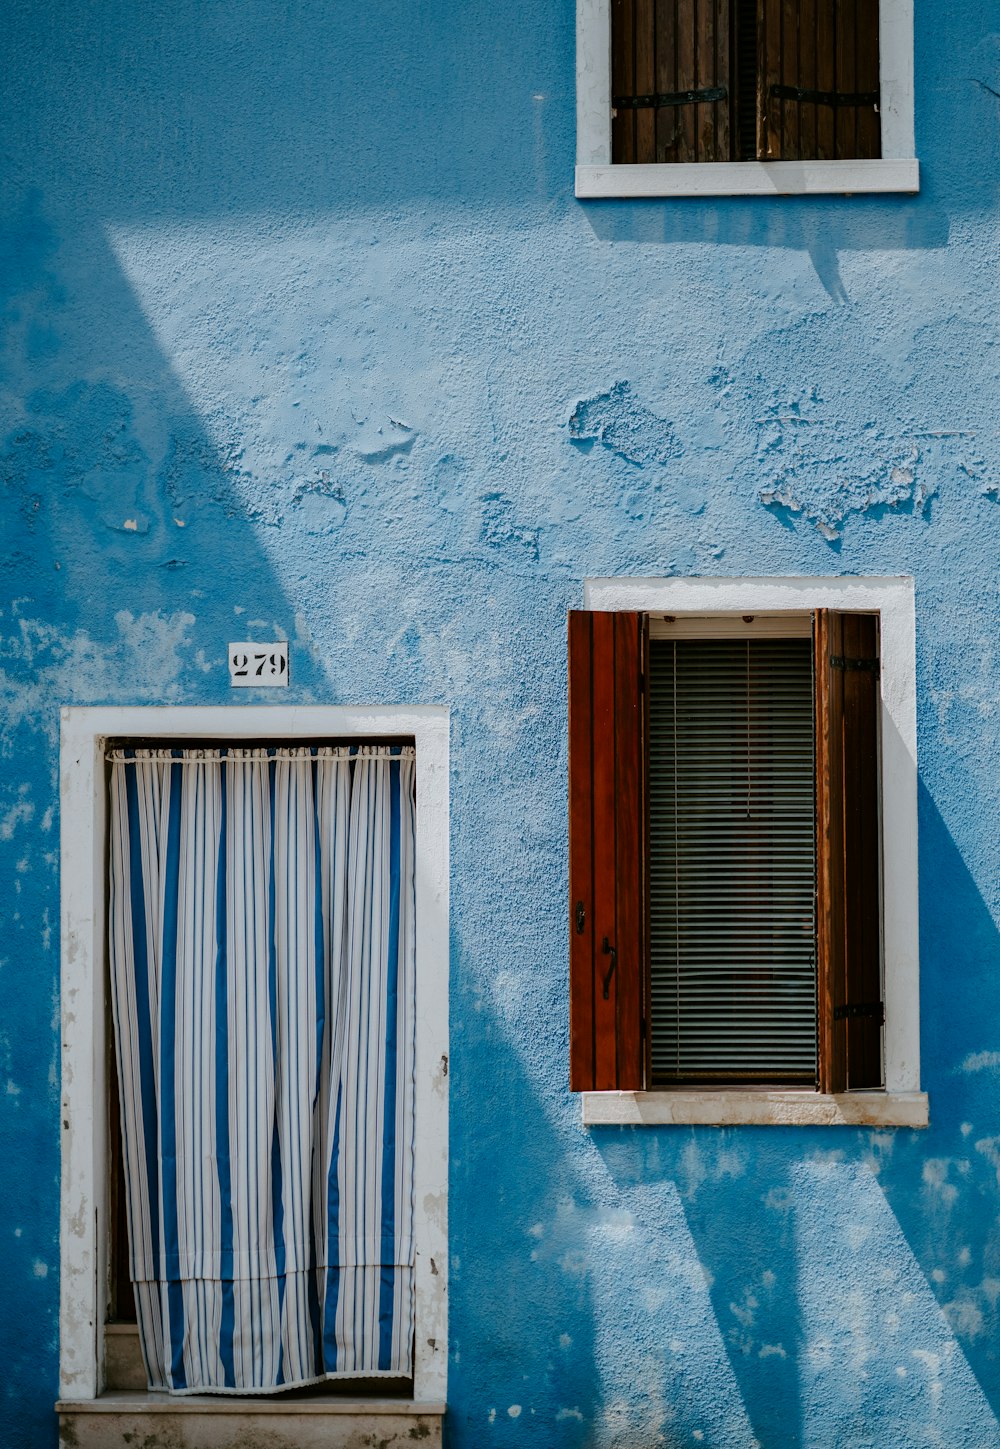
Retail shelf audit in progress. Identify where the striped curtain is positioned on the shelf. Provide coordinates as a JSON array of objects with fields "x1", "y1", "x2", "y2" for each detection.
[{"x1": 107, "y1": 745, "x2": 416, "y2": 1394}]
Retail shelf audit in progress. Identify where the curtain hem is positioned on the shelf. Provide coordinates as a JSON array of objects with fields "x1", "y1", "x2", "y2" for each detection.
[{"x1": 152, "y1": 1366, "x2": 415, "y2": 1398}]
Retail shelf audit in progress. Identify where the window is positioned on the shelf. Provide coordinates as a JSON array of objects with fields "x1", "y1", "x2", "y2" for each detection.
[
  {"x1": 649, "y1": 617, "x2": 826, "y2": 1086},
  {"x1": 58, "y1": 707, "x2": 448, "y2": 1439},
  {"x1": 575, "y1": 0, "x2": 917, "y2": 196},
  {"x1": 568, "y1": 577, "x2": 927, "y2": 1128}
]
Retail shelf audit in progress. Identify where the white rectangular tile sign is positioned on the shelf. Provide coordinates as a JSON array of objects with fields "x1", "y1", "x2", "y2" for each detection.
[{"x1": 228, "y1": 642, "x2": 289, "y2": 687}]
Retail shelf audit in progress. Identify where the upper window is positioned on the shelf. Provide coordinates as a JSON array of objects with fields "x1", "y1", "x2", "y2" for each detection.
[
  {"x1": 576, "y1": 0, "x2": 917, "y2": 196},
  {"x1": 566, "y1": 578, "x2": 927, "y2": 1127},
  {"x1": 611, "y1": 0, "x2": 880, "y2": 166}
]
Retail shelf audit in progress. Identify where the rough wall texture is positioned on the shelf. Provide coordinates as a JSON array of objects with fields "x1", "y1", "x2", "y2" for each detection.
[{"x1": 3, "y1": 2, "x2": 1000, "y2": 1445}]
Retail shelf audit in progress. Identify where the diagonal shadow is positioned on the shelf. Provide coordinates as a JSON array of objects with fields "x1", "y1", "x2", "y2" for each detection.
[
  {"x1": 591, "y1": 772, "x2": 1000, "y2": 1448},
  {"x1": 0, "y1": 194, "x2": 335, "y2": 1447}
]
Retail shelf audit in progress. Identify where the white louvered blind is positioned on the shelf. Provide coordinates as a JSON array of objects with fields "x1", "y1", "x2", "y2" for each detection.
[{"x1": 649, "y1": 637, "x2": 817, "y2": 1083}]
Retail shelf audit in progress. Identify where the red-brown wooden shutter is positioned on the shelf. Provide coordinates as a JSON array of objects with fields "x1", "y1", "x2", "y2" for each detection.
[
  {"x1": 569, "y1": 610, "x2": 647, "y2": 1091},
  {"x1": 611, "y1": 0, "x2": 732, "y2": 163},
  {"x1": 760, "y1": 0, "x2": 881, "y2": 160},
  {"x1": 815, "y1": 611, "x2": 883, "y2": 1093}
]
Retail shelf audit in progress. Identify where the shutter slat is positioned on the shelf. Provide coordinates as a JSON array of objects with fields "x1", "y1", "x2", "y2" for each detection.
[
  {"x1": 635, "y1": 0, "x2": 657, "y2": 160},
  {"x1": 855, "y1": 0, "x2": 881, "y2": 156},
  {"x1": 612, "y1": 0, "x2": 637, "y2": 162},
  {"x1": 835, "y1": 0, "x2": 857, "y2": 158},
  {"x1": 649, "y1": 636, "x2": 817, "y2": 1085},
  {"x1": 568, "y1": 611, "x2": 646, "y2": 1091}
]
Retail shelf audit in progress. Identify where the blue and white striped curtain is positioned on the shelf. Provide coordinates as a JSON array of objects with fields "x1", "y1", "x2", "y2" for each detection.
[{"x1": 107, "y1": 744, "x2": 416, "y2": 1394}]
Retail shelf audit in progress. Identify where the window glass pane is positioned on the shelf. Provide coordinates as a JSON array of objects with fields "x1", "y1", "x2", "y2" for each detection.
[{"x1": 649, "y1": 637, "x2": 817, "y2": 1083}]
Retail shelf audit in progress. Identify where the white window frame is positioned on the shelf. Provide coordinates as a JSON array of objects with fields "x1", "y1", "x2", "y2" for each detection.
[
  {"x1": 576, "y1": 0, "x2": 918, "y2": 197},
  {"x1": 58, "y1": 705, "x2": 449, "y2": 1408},
  {"x1": 581, "y1": 576, "x2": 928, "y2": 1128}
]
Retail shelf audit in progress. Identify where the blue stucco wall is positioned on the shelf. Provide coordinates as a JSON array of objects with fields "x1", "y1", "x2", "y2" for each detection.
[{"x1": 3, "y1": 2, "x2": 1000, "y2": 1445}]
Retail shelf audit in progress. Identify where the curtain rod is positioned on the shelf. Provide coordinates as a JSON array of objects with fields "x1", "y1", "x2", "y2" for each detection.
[{"x1": 106, "y1": 745, "x2": 416, "y2": 763}]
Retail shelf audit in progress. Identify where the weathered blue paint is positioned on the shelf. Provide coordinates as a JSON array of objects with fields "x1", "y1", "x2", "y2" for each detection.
[{"x1": 3, "y1": 2, "x2": 1000, "y2": 1445}]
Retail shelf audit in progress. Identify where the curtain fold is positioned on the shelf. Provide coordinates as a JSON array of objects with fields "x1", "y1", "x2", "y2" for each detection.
[{"x1": 108, "y1": 745, "x2": 416, "y2": 1393}]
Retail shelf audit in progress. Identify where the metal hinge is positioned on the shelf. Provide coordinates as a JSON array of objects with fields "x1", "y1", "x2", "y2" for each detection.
[
  {"x1": 770, "y1": 84, "x2": 879, "y2": 109},
  {"x1": 830, "y1": 655, "x2": 880, "y2": 676},
  {"x1": 613, "y1": 86, "x2": 727, "y2": 110},
  {"x1": 834, "y1": 1001, "x2": 885, "y2": 1024}
]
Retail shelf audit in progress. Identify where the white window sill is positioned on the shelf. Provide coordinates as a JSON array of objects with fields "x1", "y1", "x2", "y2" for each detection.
[
  {"x1": 575, "y1": 158, "x2": 920, "y2": 199},
  {"x1": 57, "y1": 1392, "x2": 447, "y2": 1414},
  {"x1": 582, "y1": 1090, "x2": 929, "y2": 1128}
]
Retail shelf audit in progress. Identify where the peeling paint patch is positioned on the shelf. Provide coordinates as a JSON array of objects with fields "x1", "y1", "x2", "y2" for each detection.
[
  {"x1": 759, "y1": 443, "x2": 933, "y2": 541},
  {"x1": 567, "y1": 381, "x2": 680, "y2": 468},
  {"x1": 923, "y1": 1158, "x2": 960, "y2": 1204},
  {"x1": 749, "y1": 384, "x2": 939, "y2": 541},
  {"x1": 0, "y1": 789, "x2": 34, "y2": 840},
  {"x1": 351, "y1": 415, "x2": 416, "y2": 463},
  {"x1": 479, "y1": 493, "x2": 540, "y2": 560},
  {"x1": 0, "y1": 610, "x2": 198, "y2": 742},
  {"x1": 290, "y1": 470, "x2": 348, "y2": 533},
  {"x1": 961, "y1": 1050, "x2": 1000, "y2": 1073},
  {"x1": 974, "y1": 1137, "x2": 1000, "y2": 1188}
]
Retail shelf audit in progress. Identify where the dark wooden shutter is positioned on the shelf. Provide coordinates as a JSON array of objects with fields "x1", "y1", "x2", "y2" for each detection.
[
  {"x1": 760, "y1": 0, "x2": 881, "y2": 160},
  {"x1": 611, "y1": 0, "x2": 732, "y2": 163},
  {"x1": 815, "y1": 611, "x2": 883, "y2": 1093},
  {"x1": 568, "y1": 611, "x2": 647, "y2": 1091}
]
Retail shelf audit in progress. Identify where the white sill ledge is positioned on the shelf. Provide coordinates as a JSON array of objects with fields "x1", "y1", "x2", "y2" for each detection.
[
  {"x1": 581, "y1": 1090, "x2": 929, "y2": 1127},
  {"x1": 57, "y1": 1392, "x2": 447, "y2": 1415},
  {"x1": 575, "y1": 158, "x2": 920, "y2": 199},
  {"x1": 57, "y1": 1392, "x2": 446, "y2": 1449}
]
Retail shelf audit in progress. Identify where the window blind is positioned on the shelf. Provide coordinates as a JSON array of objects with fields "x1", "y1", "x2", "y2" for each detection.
[{"x1": 649, "y1": 637, "x2": 817, "y2": 1083}]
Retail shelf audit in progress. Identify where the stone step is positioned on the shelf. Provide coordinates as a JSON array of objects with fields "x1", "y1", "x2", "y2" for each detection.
[{"x1": 57, "y1": 1391, "x2": 444, "y2": 1448}]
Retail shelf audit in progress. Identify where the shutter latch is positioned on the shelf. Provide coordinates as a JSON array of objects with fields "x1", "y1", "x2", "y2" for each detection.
[
  {"x1": 575, "y1": 900, "x2": 586, "y2": 934},
  {"x1": 834, "y1": 1001, "x2": 885, "y2": 1024},
  {"x1": 601, "y1": 937, "x2": 617, "y2": 999},
  {"x1": 830, "y1": 655, "x2": 881, "y2": 676}
]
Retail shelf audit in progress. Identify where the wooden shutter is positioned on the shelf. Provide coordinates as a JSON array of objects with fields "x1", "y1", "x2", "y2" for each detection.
[
  {"x1": 759, "y1": 0, "x2": 881, "y2": 160},
  {"x1": 815, "y1": 611, "x2": 883, "y2": 1093},
  {"x1": 568, "y1": 611, "x2": 647, "y2": 1091},
  {"x1": 611, "y1": 0, "x2": 732, "y2": 163}
]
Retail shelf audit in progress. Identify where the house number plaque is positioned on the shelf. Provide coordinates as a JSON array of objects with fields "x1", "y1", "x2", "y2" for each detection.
[{"x1": 228, "y1": 642, "x2": 289, "y2": 687}]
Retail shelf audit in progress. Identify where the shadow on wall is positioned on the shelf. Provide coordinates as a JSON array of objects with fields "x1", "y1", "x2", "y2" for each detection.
[
  {"x1": 580, "y1": 776, "x2": 1000, "y2": 1449},
  {"x1": 446, "y1": 921, "x2": 603, "y2": 1444},
  {"x1": 580, "y1": 193, "x2": 950, "y2": 306},
  {"x1": 0, "y1": 191, "x2": 333, "y2": 1448},
  {"x1": 1, "y1": 0, "x2": 572, "y2": 217}
]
